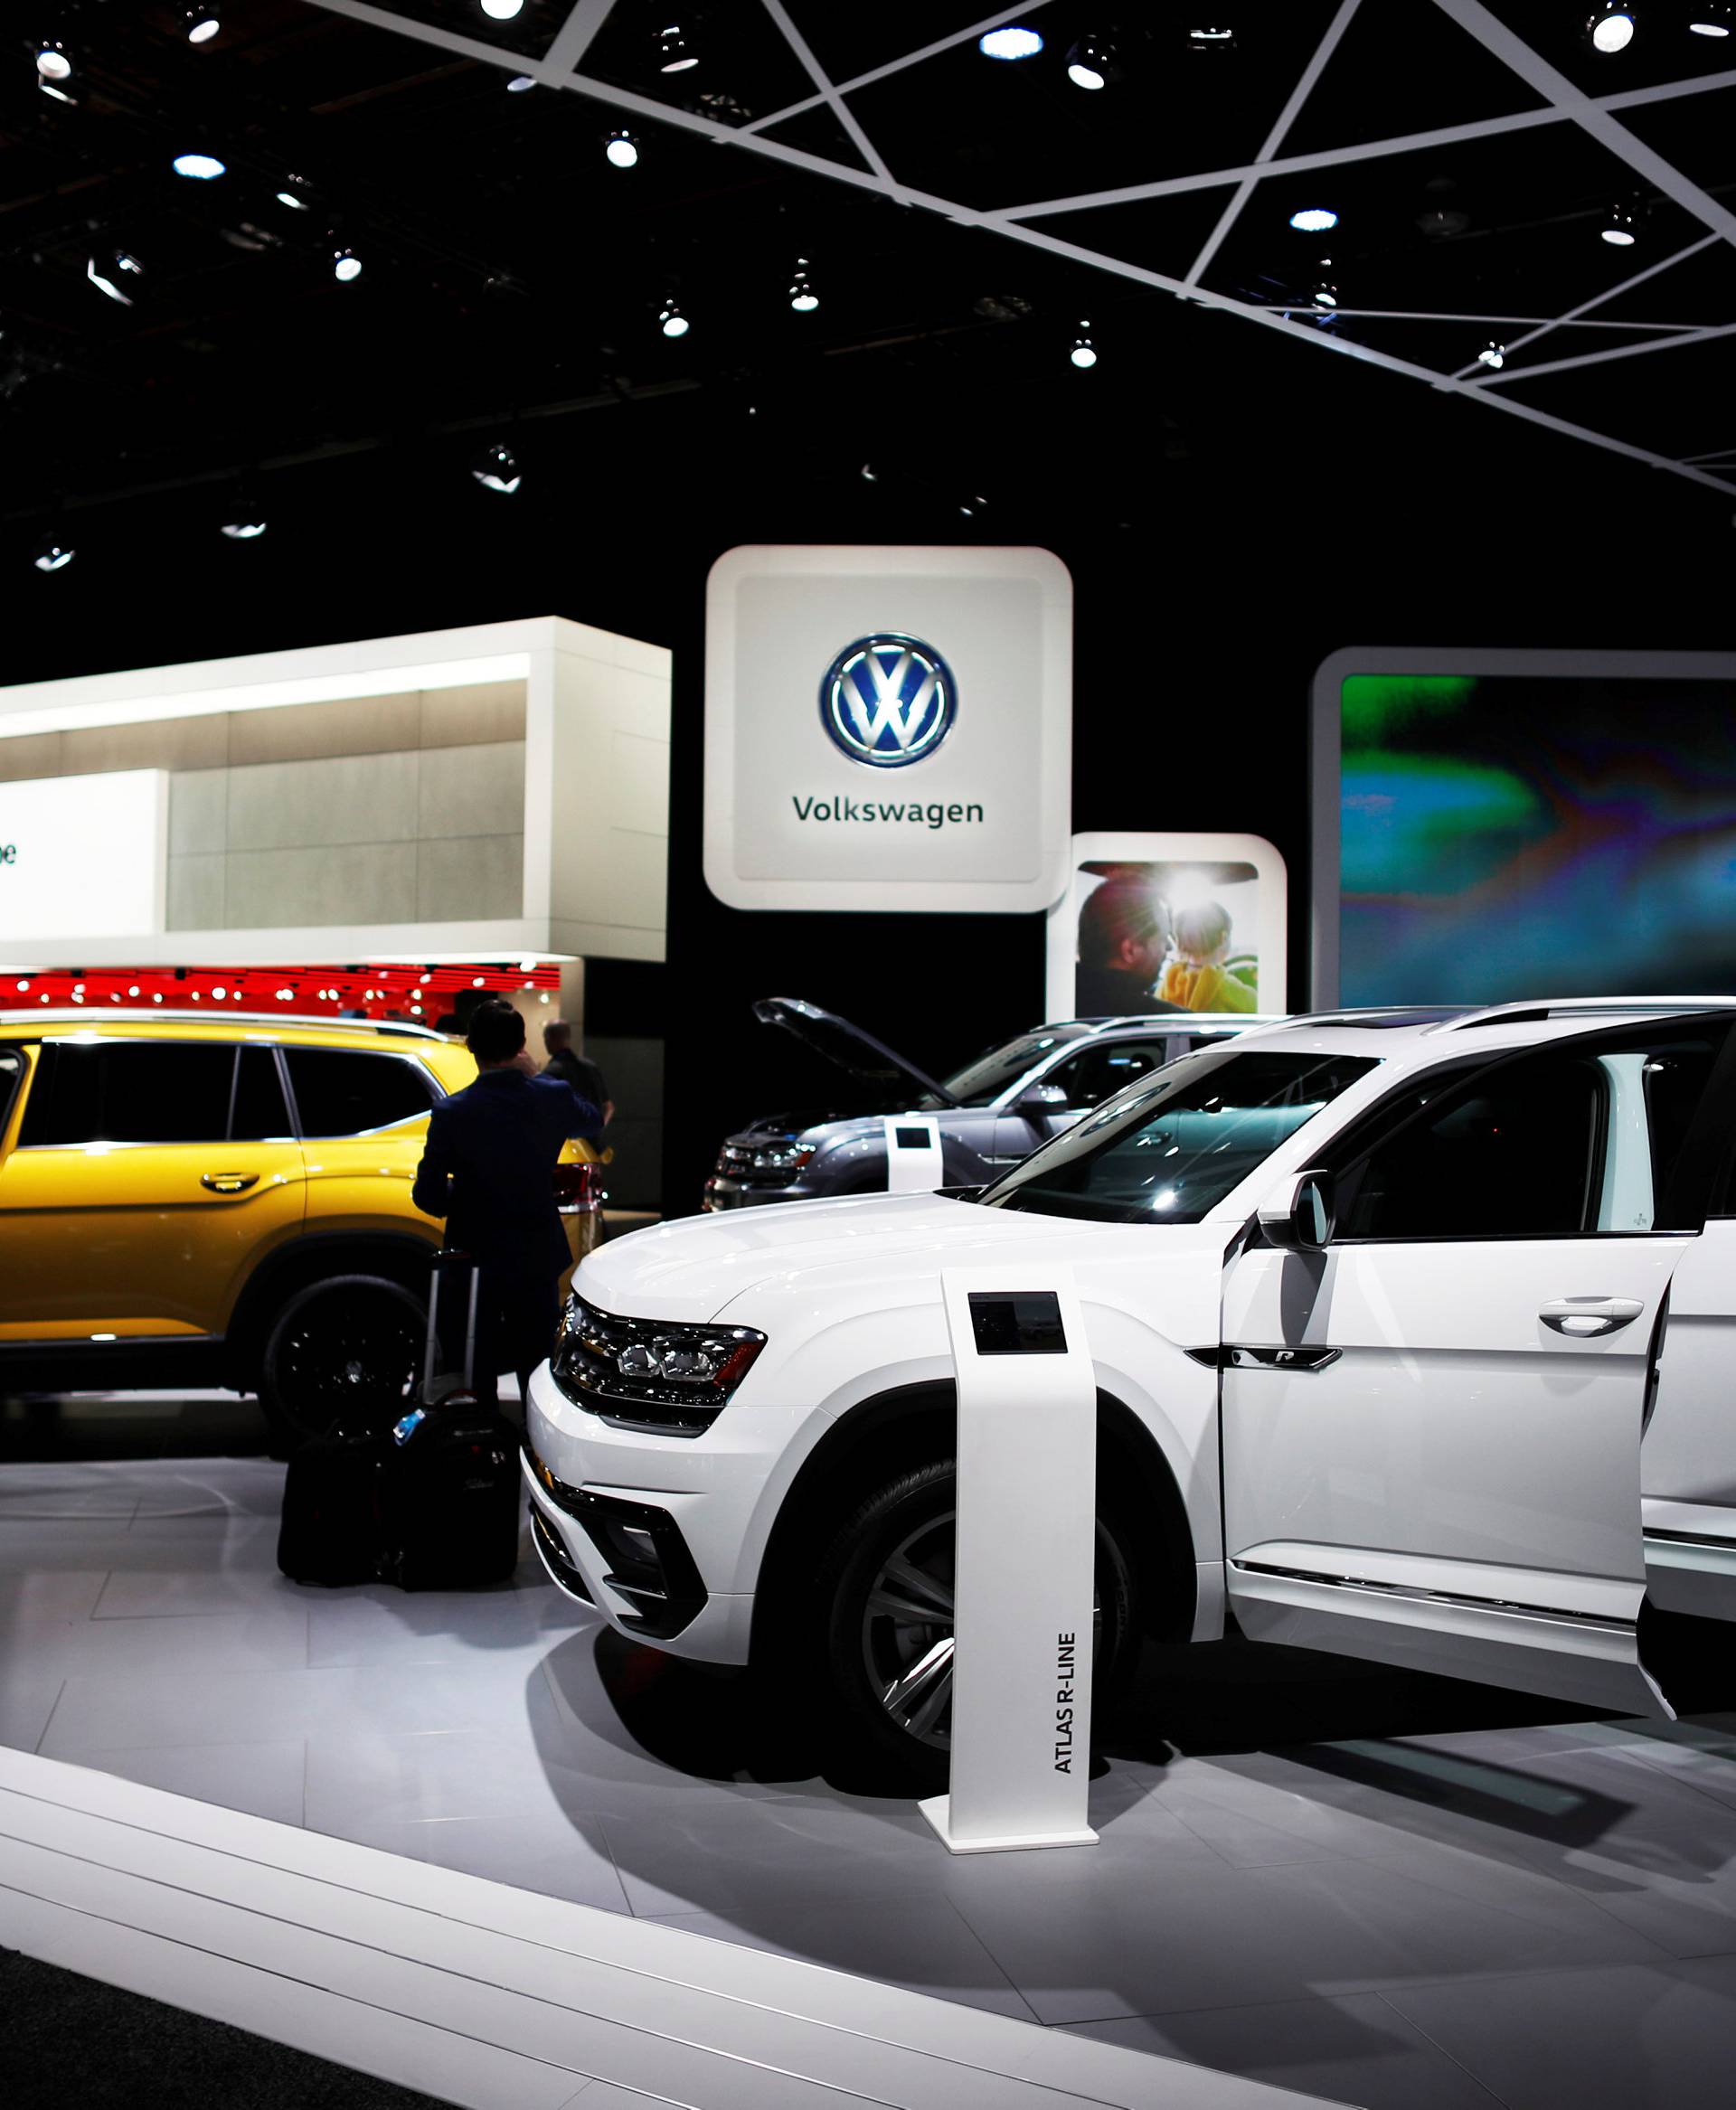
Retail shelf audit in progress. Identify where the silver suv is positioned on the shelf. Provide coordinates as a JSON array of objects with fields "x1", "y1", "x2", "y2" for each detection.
[{"x1": 703, "y1": 996, "x2": 1269, "y2": 1210}]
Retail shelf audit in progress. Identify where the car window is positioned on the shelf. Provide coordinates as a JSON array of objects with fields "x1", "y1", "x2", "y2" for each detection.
[
  {"x1": 231, "y1": 1045, "x2": 292, "y2": 1140},
  {"x1": 1332, "y1": 1022, "x2": 1732, "y2": 1241},
  {"x1": 18, "y1": 1041, "x2": 237, "y2": 1145},
  {"x1": 940, "y1": 1026, "x2": 1093, "y2": 1107},
  {"x1": 1038, "y1": 1038, "x2": 1173, "y2": 1108},
  {"x1": 0, "y1": 1047, "x2": 24, "y2": 1138},
  {"x1": 284, "y1": 1048, "x2": 437, "y2": 1136},
  {"x1": 982, "y1": 1048, "x2": 1378, "y2": 1224}
]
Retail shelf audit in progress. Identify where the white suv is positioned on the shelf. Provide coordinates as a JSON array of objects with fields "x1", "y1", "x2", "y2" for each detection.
[{"x1": 524, "y1": 1001, "x2": 1736, "y2": 1780}]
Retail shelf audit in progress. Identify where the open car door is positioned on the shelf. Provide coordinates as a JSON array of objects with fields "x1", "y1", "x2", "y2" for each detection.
[{"x1": 1220, "y1": 1015, "x2": 1736, "y2": 1719}]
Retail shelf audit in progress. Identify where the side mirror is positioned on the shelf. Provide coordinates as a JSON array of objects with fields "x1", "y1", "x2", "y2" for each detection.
[
  {"x1": 1016, "y1": 1083, "x2": 1071, "y2": 1116},
  {"x1": 1258, "y1": 1168, "x2": 1334, "y2": 1253}
]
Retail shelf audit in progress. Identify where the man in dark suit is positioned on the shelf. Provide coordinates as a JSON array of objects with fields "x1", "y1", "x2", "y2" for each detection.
[
  {"x1": 412, "y1": 999, "x2": 603, "y2": 1408},
  {"x1": 542, "y1": 1017, "x2": 613, "y2": 1126}
]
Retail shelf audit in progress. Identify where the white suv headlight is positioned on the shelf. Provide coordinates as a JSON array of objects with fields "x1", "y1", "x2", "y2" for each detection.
[{"x1": 551, "y1": 1296, "x2": 766, "y2": 1436}]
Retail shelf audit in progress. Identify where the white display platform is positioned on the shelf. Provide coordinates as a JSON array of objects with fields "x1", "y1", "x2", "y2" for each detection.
[
  {"x1": 0, "y1": 1746, "x2": 1334, "y2": 2110},
  {"x1": 922, "y1": 1266, "x2": 1100, "y2": 1856},
  {"x1": 884, "y1": 1113, "x2": 945, "y2": 1193}
]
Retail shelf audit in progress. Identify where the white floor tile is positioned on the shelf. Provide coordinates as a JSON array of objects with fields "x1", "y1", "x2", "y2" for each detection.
[
  {"x1": 55, "y1": 1739, "x2": 307, "y2": 1824},
  {"x1": 307, "y1": 1583, "x2": 590, "y2": 1669},
  {"x1": 29, "y1": 1605, "x2": 310, "y2": 1678}
]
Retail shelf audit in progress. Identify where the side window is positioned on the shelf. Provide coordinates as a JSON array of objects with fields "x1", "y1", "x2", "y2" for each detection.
[
  {"x1": 18, "y1": 1041, "x2": 237, "y2": 1145},
  {"x1": 284, "y1": 1049, "x2": 437, "y2": 1137},
  {"x1": 1040, "y1": 1039, "x2": 1172, "y2": 1108},
  {"x1": 231, "y1": 1046, "x2": 291, "y2": 1141},
  {"x1": 0, "y1": 1046, "x2": 24, "y2": 1139},
  {"x1": 1333, "y1": 1022, "x2": 1732, "y2": 1242}
]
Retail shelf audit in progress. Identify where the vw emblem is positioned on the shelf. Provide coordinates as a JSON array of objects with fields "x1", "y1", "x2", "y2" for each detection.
[{"x1": 819, "y1": 634, "x2": 957, "y2": 769}]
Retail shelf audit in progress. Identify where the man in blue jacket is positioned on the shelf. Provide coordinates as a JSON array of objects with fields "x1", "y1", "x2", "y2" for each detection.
[{"x1": 413, "y1": 999, "x2": 603, "y2": 1408}]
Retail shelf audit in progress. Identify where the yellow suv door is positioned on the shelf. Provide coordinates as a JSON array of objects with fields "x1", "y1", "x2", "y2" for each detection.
[{"x1": 0, "y1": 1033, "x2": 307, "y2": 1342}]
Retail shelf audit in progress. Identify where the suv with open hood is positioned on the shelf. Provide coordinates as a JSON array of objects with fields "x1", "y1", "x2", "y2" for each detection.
[{"x1": 703, "y1": 996, "x2": 1268, "y2": 1210}]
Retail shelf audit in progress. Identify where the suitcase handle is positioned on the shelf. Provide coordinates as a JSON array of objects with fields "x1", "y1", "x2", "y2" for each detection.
[{"x1": 422, "y1": 1252, "x2": 482, "y2": 1401}]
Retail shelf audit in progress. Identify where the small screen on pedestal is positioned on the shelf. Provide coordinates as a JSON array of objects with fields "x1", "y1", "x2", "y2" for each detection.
[{"x1": 967, "y1": 1291, "x2": 1066, "y2": 1356}]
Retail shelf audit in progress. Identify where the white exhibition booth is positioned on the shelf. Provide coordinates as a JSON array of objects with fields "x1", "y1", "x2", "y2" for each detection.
[{"x1": 0, "y1": 617, "x2": 672, "y2": 989}]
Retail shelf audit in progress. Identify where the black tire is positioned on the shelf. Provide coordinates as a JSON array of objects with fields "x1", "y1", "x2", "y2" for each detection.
[
  {"x1": 816, "y1": 1458, "x2": 1142, "y2": 1792},
  {"x1": 259, "y1": 1274, "x2": 425, "y2": 1449}
]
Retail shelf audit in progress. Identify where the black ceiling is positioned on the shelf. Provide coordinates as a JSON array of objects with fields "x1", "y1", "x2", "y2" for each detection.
[{"x1": 5, "y1": 0, "x2": 1736, "y2": 548}]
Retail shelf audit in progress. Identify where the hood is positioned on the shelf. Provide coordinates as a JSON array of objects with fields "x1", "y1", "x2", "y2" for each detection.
[
  {"x1": 580, "y1": 1192, "x2": 1064, "y2": 1320},
  {"x1": 752, "y1": 997, "x2": 957, "y2": 1109},
  {"x1": 577, "y1": 1189, "x2": 1226, "y2": 1321}
]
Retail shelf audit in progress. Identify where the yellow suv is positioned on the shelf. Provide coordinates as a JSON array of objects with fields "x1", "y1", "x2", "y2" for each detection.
[{"x1": 0, "y1": 1011, "x2": 604, "y2": 1444}]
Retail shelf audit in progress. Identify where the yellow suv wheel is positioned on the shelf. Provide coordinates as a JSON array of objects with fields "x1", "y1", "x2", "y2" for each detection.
[{"x1": 259, "y1": 1273, "x2": 425, "y2": 1447}]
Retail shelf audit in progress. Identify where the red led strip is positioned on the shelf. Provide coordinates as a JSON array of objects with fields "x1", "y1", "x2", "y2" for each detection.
[{"x1": 1, "y1": 962, "x2": 561, "y2": 1022}]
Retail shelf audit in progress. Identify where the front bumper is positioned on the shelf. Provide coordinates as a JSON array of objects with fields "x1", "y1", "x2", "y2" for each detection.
[{"x1": 523, "y1": 1358, "x2": 771, "y2": 1664}]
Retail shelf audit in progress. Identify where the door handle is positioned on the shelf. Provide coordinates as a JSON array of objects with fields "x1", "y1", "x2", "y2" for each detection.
[
  {"x1": 200, "y1": 1173, "x2": 259, "y2": 1194},
  {"x1": 1540, "y1": 1296, "x2": 1645, "y2": 1338}
]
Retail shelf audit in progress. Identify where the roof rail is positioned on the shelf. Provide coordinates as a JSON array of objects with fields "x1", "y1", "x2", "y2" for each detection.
[
  {"x1": 1425, "y1": 997, "x2": 1736, "y2": 1034},
  {"x1": 1237, "y1": 1005, "x2": 1467, "y2": 1035},
  {"x1": 0, "y1": 1008, "x2": 448, "y2": 1040}
]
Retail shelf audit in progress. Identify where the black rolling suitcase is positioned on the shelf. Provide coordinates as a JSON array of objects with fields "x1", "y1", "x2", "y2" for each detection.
[
  {"x1": 277, "y1": 1429, "x2": 388, "y2": 1587},
  {"x1": 380, "y1": 1250, "x2": 523, "y2": 1591},
  {"x1": 382, "y1": 1399, "x2": 523, "y2": 1590}
]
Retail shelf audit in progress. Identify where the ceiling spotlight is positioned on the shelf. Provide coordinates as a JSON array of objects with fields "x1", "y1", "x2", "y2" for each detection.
[
  {"x1": 958, "y1": 495, "x2": 988, "y2": 517},
  {"x1": 1600, "y1": 202, "x2": 1637, "y2": 245},
  {"x1": 978, "y1": 25, "x2": 1044, "y2": 59},
  {"x1": 659, "y1": 297, "x2": 689, "y2": 337},
  {"x1": 658, "y1": 23, "x2": 698, "y2": 71},
  {"x1": 88, "y1": 249, "x2": 145, "y2": 305},
  {"x1": 1289, "y1": 206, "x2": 1338, "y2": 233},
  {"x1": 860, "y1": 463, "x2": 878, "y2": 481},
  {"x1": 480, "y1": 0, "x2": 525, "y2": 16},
  {"x1": 333, "y1": 245, "x2": 363, "y2": 281},
  {"x1": 1185, "y1": 25, "x2": 1237, "y2": 51},
  {"x1": 32, "y1": 533, "x2": 74, "y2": 573},
  {"x1": 1070, "y1": 323, "x2": 1099, "y2": 368},
  {"x1": 173, "y1": 152, "x2": 226, "y2": 181},
  {"x1": 506, "y1": 74, "x2": 535, "y2": 91},
  {"x1": 184, "y1": 7, "x2": 221, "y2": 42},
  {"x1": 471, "y1": 441, "x2": 522, "y2": 495},
  {"x1": 275, "y1": 176, "x2": 313, "y2": 211},
  {"x1": 1586, "y1": 5, "x2": 1637, "y2": 52},
  {"x1": 1066, "y1": 35, "x2": 1121, "y2": 89},
  {"x1": 221, "y1": 495, "x2": 268, "y2": 539},
  {"x1": 1477, "y1": 340, "x2": 1506, "y2": 371},
  {"x1": 36, "y1": 40, "x2": 71, "y2": 82},
  {"x1": 1689, "y1": 3, "x2": 1732, "y2": 30},
  {"x1": 788, "y1": 259, "x2": 818, "y2": 313},
  {"x1": 605, "y1": 129, "x2": 640, "y2": 168},
  {"x1": 1312, "y1": 273, "x2": 1339, "y2": 307}
]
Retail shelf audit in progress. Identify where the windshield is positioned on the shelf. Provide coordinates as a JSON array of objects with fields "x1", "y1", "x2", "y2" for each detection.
[
  {"x1": 981, "y1": 1047, "x2": 1378, "y2": 1223},
  {"x1": 937, "y1": 1025, "x2": 1093, "y2": 1108}
]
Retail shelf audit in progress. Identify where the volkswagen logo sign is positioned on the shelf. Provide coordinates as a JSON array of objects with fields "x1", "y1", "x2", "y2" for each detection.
[{"x1": 819, "y1": 634, "x2": 956, "y2": 768}]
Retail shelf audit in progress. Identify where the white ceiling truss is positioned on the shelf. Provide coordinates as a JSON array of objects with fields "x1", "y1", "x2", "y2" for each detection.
[{"x1": 304, "y1": 0, "x2": 1736, "y2": 499}]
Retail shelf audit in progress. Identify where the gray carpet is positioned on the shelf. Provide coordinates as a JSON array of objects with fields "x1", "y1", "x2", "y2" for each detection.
[{"x1": 0, "y1": 1948, "x2": 452, "y2": 2110}]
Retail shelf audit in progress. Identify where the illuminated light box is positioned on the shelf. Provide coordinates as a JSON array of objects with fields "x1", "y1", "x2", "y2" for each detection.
[
  {"x1": 1045, "y1": 832, "x2": 1288, "y2": 1022},
  {"x1": 0, "y1": 769, "x2": 167, "y2": 943}
]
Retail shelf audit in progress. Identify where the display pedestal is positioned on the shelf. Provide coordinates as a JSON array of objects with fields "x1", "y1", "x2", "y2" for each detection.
[
  {"x1": 920, "y1": 1265, "x2": 1099, "y2": 1856},
  {"x1": 883, "y1": 1115, "x2": 944, "y2": 1192}
]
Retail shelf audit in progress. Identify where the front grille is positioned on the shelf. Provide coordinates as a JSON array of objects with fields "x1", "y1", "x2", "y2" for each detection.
[
  {"x1": 712, "y1": 1141, "x2": 806, "y2": 1190},
  {"x1": 550, "y1": 1299, "x2": 763, "y2": 1436}
]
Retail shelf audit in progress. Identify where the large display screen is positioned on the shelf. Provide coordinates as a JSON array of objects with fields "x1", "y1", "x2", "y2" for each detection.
[{"x1": 1332, "y1": 664, "x2": 1736, "y2": 1008}]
